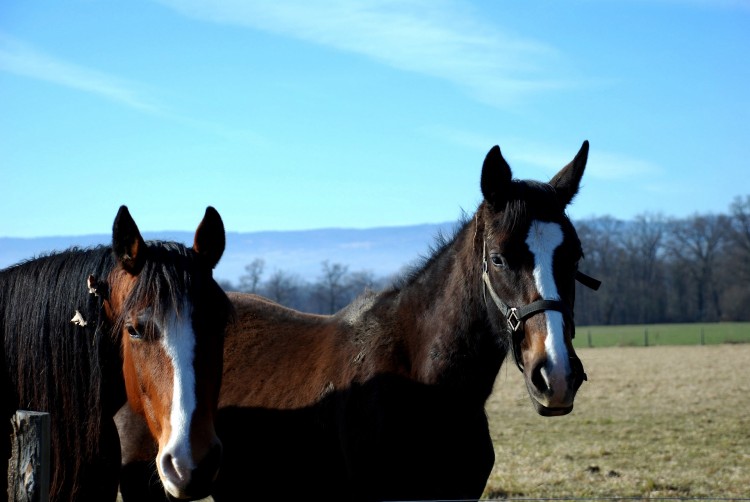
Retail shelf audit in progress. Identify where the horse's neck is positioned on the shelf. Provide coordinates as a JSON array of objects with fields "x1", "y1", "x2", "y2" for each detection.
[{"x1": 393, "y1": 218, "x2": 501, "y2": 395}]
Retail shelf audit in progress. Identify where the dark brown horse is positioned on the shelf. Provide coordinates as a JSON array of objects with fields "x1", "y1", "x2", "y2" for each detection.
[
  {"x1": 118, "y1": 141, "x2": 597, "y2": 501},
  {"x1": 1, "y1": 206, "x2": 232, "y2": 501}
]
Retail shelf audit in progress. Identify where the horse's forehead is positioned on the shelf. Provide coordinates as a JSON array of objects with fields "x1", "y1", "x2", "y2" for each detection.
[
  {"x1": 107, "y1": 260, "x2": 196, "y2": 318},
  {"x1": 525, "y1": 221, "x2": 564, "y2": 252},
  {"x1": 489, "y1": 214, "x2": 568, "y2": 242}
]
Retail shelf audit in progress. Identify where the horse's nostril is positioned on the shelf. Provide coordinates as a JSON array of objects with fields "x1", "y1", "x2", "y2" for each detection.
[
  {"x1": 160, "y1": 452, "x2": 180, "y2": 482},
  {"x1": 530, "y1": 361, "x2": 550, "y2": 394}
]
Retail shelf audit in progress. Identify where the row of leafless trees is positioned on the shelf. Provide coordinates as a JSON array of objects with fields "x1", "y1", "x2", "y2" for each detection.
[
  {"x1": 220, "y1": 259, "x2": 387, "y2": 315},
  {"x1": 573, "y1": 195, "x2": 750, "y2": 325},
  {"x1": 221, "y1": 196, "x2": 750, "y2": 324}
]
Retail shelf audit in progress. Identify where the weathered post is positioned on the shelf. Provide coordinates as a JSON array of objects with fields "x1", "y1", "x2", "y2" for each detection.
[{"x1": 7, "y1": 411, "x2": 50, "y2": 502}]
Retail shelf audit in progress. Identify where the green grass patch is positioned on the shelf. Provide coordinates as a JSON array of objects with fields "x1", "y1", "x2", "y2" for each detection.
[{"x1": 574, "y1": 322, "x2": 750, "y2": 348}]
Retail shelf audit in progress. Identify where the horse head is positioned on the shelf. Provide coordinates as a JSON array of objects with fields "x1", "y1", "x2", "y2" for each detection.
[
  {"x1": 478, "y1": 141, "x2": 590, "y2": 416},
  {"x1": 106, "y1": 206, "x2": 230, "y2": 499}
]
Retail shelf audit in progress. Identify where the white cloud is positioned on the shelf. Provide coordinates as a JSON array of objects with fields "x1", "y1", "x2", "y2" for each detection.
[
  {"x1": 513, "y1": 144, "x2": 661, "y2": 181},
  {"x1": 589, "y1": 151, "x2": 662, "y2": 181},
  {"x1": 0, "y1": 33, "x2": 270, "y2": 141},
  {"x1": 0, "y1": 33, "x2": 160, "y2": 113},
  {"x1": 415, "y1": 127, "x2": 660, "y2": 182},
  {"x1": 157, "y1": 0, "x2": 573, "y2": 107}
]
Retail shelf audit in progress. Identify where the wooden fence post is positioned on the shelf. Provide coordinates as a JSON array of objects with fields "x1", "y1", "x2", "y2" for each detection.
[{"x1": 7, "y1": 411, "x2": 50, "y2": 502}]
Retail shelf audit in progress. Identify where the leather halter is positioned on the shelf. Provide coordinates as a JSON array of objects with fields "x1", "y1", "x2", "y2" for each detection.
[{"x1": 481, "y1": 241, "x2": 600, "y2": 373}]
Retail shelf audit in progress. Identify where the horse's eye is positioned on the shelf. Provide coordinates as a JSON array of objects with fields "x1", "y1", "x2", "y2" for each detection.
[
  {"x1": 490, "y1": 254, "x2": 508, "y2": 269},
  {"x1": 126, "y1": 324, "x2": 143, "y2": 340}
]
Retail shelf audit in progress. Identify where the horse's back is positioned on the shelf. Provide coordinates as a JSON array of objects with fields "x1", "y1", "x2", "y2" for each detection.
[
  {"x1": 222, "y1": 292, "x2": 357, "y2": 407},
  {"x1": 214, "y1": 291, "x2": 494, "y2": 501}
]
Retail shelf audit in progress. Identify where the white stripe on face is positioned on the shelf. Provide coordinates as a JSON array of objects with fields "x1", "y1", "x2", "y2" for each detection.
[
  {"x1": 525, "y1": 221, "x2": 570, "y2": 385},
  {"x1": 159, "y1": 300, "x2": 197, "y2": 480}
]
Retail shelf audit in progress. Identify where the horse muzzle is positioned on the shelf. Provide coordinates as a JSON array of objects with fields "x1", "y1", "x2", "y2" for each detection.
[
  {"x1": 159, "y1": 439, "x2": 222, "y2": 500},
  {"x1": 524, "y1": 354, "x2": 586, "y2": 417}
]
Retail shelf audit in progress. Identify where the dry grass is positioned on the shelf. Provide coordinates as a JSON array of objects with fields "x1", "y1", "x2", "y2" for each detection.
[{"x1": 483, "y1": 345, "x2": 750, "y2": 499}]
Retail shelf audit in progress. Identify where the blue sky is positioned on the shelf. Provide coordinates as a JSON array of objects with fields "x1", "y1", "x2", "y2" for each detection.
[{"x1": 1, "y1": 0, "x2": 748, "y2": 238}]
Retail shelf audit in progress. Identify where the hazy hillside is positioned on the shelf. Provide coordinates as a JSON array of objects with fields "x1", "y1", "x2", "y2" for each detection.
[{"x1": 0, "y1": 222, "x2": 457, "y2": 284}]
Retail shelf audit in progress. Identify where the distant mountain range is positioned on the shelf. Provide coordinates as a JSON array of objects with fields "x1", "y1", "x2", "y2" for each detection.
[{"x1": 0, "y1": 222, "x2": 458, "y2": 285}]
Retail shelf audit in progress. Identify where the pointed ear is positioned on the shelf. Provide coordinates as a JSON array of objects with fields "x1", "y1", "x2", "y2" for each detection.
[
  {"x1": 193, "y1": 206, "x2": 225, "y2": 269},
  {"x1": 550, "y1": 140, "x2": 589, "y2": 207},
  {"x1": 112, "y1": 205, "x2": 147, "y2": 275},
  {"x1": 480, "y1": 145, "x2": 513, "y2": 207}
]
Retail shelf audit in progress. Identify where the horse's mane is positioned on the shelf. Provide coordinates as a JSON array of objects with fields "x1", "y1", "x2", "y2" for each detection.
[
  {"x1": 1, "y1": 245, "x2": 117, "y2": 498},
  {"x1": 390, "y1": 179, "x2": 565, "y2": 293},
  {"x1": 389, "y1": 214, "x2": 473, "y2": 293}
]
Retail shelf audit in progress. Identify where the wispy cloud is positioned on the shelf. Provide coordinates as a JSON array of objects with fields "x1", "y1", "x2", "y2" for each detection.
[
  {"x1": 419, "y1": 126, "x2": 660, "y2": 181},
  {"x1": 635, "y1": 0, "x2": 750, "y2": 9},
  {"x1": 0, "y1": 33, "x2": 271, "y2": 142},
  {"x1": 0, "y1": 33, "x2": 160, "y2": 113},
  {"x1": 157, "y1": 0, "x2": 574, "y2": 107},
  {"x1": 513, "y1": 143, "x2": 662, "y2": 181}
]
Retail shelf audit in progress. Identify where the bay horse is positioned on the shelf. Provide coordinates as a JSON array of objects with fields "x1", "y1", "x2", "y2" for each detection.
[
  {"x1": 1, "y1": 206, "x2": 232, "y2": 501},
  {"x1": 118, "y1": 141, "x2": 599, "y2": 501}
]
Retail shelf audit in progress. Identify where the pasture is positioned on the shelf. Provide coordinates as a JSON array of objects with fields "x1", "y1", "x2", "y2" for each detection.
[
  {"x1": 483, "y1": 344, "x2": 750, "y2": 499},
  {"x1": 573, "y1": 322, "x2": 750, "y2": 348}
]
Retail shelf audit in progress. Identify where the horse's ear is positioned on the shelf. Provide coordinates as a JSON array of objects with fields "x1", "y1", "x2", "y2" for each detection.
[
  {"x1": 193, "y1": 206, "x2": 225, "y2": 270},
  {"x1": 550, "y1": 140, "x2": 589, "y2": 207},
  {"x1": 112, "y1": 205, "x2": 147, "y2": 275},
  {"x1": 480, "y1": 145, "x2": 513, "y2": 207}
]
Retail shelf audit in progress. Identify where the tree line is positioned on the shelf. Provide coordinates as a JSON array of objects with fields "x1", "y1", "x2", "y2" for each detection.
[
  {"x1": 220, "y1": 195, "x2": 750, "y2": 325},
  {"x1": 219, "y1": 259, "x2": 390, "y2": 315}
]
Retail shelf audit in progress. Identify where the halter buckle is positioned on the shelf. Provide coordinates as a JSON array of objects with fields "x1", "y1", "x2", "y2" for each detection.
[{"x1": 507, "y1": 308, "x2": 522, "y2": 332}]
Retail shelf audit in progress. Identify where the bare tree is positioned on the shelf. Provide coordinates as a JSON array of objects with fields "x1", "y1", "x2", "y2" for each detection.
[
  {"x1": 239, "y1": 258, "x2": 265, "y2": 293},
  {"x1": 265, "y1": 269, "x2": 299, "y2": 307},
  {"x1": 314, "y1": 261, "x2": 351, "y2": 314},
  {"x1": 666, "y1": 214, "x2": 729, "y2": 321},
  {"x1": 729, "y1": 196, "x2": 750, "y2": 282},
  {"x1": 619, "y1": 214, "x2": 667, "y2": 323},
  {"x1": 574, "y1": 216, "x2": 627, "y2": 325}
]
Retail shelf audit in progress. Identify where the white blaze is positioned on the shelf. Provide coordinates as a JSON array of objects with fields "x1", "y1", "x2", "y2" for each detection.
[
  {"x1": 159, "y1": 300, "x2": 197, "y2": 487},
  {"x1": 525, "y1": 221, "x2": 570, "y2": 390}
]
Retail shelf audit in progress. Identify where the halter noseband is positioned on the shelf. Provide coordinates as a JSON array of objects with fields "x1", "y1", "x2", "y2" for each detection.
[{"x1": 481, "y1": 241, "x2": 600, "y2": 373}]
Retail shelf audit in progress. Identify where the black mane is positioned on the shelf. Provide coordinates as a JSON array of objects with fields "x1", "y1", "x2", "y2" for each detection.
[
  {"x1": 389, "y1": 214, "x2": 473, "y2": 292},
  {"x1": 1, "y1": 245, "x2": 119, "y2": 498}
]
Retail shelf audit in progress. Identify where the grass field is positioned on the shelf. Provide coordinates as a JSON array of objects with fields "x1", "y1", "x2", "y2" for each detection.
[
  {"x1": 574, "y1": 322, "x2": 750, "y2": 348},
  {"x1": 483, "y1": 344, "x2": 750, "y2": 499}
]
